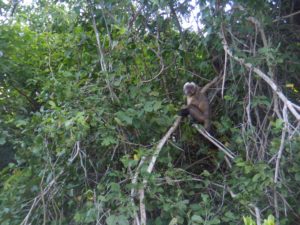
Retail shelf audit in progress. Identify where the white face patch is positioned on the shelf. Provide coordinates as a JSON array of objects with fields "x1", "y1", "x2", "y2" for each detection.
[
  {"x1": 183, "y1": 82, "x2": 191, "y2": 94},
  {"x1": 183, "y1": 82, "x2": 196, "y2": 96}
]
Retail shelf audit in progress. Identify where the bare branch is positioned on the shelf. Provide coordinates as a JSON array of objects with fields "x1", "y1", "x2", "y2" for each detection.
[
  {"x1": 139, "y1": 188, "x2": 146, "y2": 225},
  {"x1": 200, "y1": 74, "x2": 222, "y2": 94},
  {"x1": 130, "y1": 157, "x2": 146, "y2": 225},
  {"x1": 274, "y1": 105, "x2": 288, "y2": 183},
  {"x1": 137, "y1": 117, "x2": 182, "y2": 224},
  {"x1": 193, "y1": 125, "x2": 235, "y2": 160},
  {"x1": 247, "y1": 17, "x2": 267, "y2": 47},
  {"x1": 220, "y1": 31, "x2": 300, "y2": 121},
  {"x1": 249, "y1": 204, "x2": 262, "y2": 225},
  {"x1": 141, "y1": 64, "x2": 166, "y2": 83},
  {"x1": 147, "y1": 117, "x2": 182, "y2": 173},
  {"x1": 87, "y1": 0, "x2": 119, "y2": 102},
  {"x1": 21, "y1": 142, "x2": 82, "y2": 225},
  {"x1": 273, "y1": 104, "x2": 288, "y2": 224},
  {"x1": 142, "y1": 28, "x2": 168, "y2": 83},
  {"x1": 273, "y1": 10, "x2": 300, "y2": 22},
  {"x1": 221, "y1": 51, "x2": 228, "y2": 98}
]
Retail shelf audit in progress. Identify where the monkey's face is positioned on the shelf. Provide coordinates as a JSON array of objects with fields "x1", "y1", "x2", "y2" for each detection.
[{"x1": 183, "y1": 82, "x2": 197, "y2": 96}]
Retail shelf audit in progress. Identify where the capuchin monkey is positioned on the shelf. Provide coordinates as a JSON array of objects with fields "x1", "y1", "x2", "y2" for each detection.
[{"x1": 179, "y1": 82, "x2": 211, "y2": 131}]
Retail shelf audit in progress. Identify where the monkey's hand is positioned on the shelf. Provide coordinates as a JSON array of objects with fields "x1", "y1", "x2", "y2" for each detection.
[{"x1": 178, "y1": 107, "x2": 190, "y2": 117}]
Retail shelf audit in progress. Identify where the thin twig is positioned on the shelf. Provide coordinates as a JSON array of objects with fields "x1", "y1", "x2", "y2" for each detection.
[
  {"x1": 221, "y1": 51, "x2": 228, "y2": 98},
  {"x1": 141, "y1": 31, "x2": 167, "y2": 83},
  {"x1": 20, "y1": 141, "x2": 81, "y2": 225},
  {"x1": 273, "y1": 104, "x2": 288, "y2": 225},
  {"x1": 246, "y1": 69, "x2": 253, "y2": 127},
  {"x1": 274, "y1": 104, "x2": 288, "y2": 183},
  {"x1": 87, "y1": 0, "x2": 118, "y2": 102},
  {"x1": 20, "y1": 171, "x2": 62, "y2": 225},
  {"x1": 40, "y1": 173, "x2": 47, "y2": 225},
  {"x1": 141, "y1": 65, "x2": 166, "y2": 83}
]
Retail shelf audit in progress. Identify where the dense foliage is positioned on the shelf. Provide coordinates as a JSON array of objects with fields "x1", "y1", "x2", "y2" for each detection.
[{"x1": 0, "y1": 0, "x2": 299, "y2": 224}]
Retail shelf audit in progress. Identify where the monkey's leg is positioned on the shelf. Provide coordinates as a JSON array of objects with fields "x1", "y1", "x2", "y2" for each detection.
[
  {"x1": 188, "y1": 105, "x2": 211, "y2": 131},
  {"x1": 188, "y1": 105, "x2": 206, "y2": 122},
  {"x1": 204, "y1": 119, "x2": 211, "y2": 131}
]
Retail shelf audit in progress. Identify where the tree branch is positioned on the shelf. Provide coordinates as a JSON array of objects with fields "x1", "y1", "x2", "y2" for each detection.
[
  {"x1": 193, "y1": 125, "x2": 235, "y2": 160},
  {"x1": 200, "y1": 74, "x2": 222, "y2": 94},
  {"x1": 138, "y1": 116, "x2": 182, "y2": 224},
  {"x1": 273, "y1": 10, "x2": 300, "y2": 22},
  {"x1": 87, "y1": 0, "x2": 119, "y2": 102},
  {"x1": 220, "y1": 30, "x2": 300, "y2": 121}
]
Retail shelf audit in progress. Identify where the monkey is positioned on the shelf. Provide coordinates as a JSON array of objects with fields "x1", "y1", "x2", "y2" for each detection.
[{"x1": 179, "y1": 82, "x2": 211, "y2": 130}]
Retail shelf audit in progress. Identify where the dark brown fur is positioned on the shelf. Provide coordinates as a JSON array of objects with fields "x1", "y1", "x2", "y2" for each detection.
[{"x1": 179, "y1": 82, "x2": 211, "y2": 130}]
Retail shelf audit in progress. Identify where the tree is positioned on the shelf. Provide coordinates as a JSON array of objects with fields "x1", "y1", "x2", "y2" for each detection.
[{"x1": 0, "y1": 0, "x2": 299, "y2": 224}]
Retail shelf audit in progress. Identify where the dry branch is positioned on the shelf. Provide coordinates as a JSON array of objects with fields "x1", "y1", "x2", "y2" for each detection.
[
  {"x1": 87, "y1": 0, "x2": 118, "y2": 102},
  {"x1": 193, "y1": 125, "x2": 235, "y2": 160},
  {"x1": 21, "y1": 142, "x2": 82, "y2": 225},
  {"x1": 221, "y1": 51, "x2": 228, "y2": 98},
  {"x1": 247, "y1": 17, "x2": 267, "y2": 47},
  {"x1": 220, "y1": 31, "x2": 300, "y2": 121},
  {"x1": 133, "y1": 117, "x2": 182, "y2": 225},
  {"x1": 273, "y1": 10, "x2": 300, "y2": 22},
  {"x1": 200, "y1": 74, "x2": 222, "y2": 94},
  {"x1": 21, "y1": 171, "x2": 63, "y2": 225},
  {"x1": 249, "y1": 204, "x2": 262, "y2": 225},
  {"x1": 146, "y1": 116, "x2": 182, "y2": 174}
]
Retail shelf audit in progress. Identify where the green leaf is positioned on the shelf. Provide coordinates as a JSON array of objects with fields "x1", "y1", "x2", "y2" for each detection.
[
  {"x1": 224, "y1": 211, "x2": 235, "y2": 219},
  {"x1": 153, "y1": 100, "x2": 162, "y2": 111},
  {"x1": 115, "y1": 111, "x2": 133, "y2": 125},
  {"x1": 263, "y1": 215, "x2": 275, "y2": 225},
  {"x1": 252, "y1": 173, "x2": 260, "y2": 182},
  {"x1": 110, "y1": 183, "x2": 120, "y2": 192},
  {"x1": 243, "y1": 216, "x2": 256, "y2": 225},
  {"x1": 48, "y1": 100, "x2": 56, "y2": 108},
  {"x1": 252, "y1": 96, "x2": 271, "y2": 107},
  {"x1": 210, "y1": 218, "x2": 221, "y2": 224},
  {"x1": 106, "y1": 215, "x2": 118, "y2": 225},
  {"x1": 106, "y1": 215, "x2": 129, "y2": 225},
  {"x1": 191, "y1": 215, "x2": 204, "y2": 223},
  {"x1": 168, "y1": 217, "x2": 178, "y2": 225},
  {"x1": 0, "y1": 137, "x2": 6, "y2": 145},
  {"x1": 101, "y1": 136, "x2": 117, "y2": 146},
  {"x1": 144, "y1": 101, "x2": 153, "y2": 112},
  {"x1": 65, "y1": 119, "x2": 73, "y2": 127},
  {"x1": 15, "y1": 119, "x2": 27, "y2": 127}
]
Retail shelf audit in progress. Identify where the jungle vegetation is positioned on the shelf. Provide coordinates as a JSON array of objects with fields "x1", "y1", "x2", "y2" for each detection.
[{"x1": 0, "y1": 0, "x2": 300, "y2": 224}]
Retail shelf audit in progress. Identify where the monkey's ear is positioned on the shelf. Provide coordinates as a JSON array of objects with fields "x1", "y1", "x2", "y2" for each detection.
[{"x1": 178, "y1": 108, "x2": 189, "y2": 117}]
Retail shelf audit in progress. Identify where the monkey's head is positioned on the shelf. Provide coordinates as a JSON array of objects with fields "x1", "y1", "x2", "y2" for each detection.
[{"x1": 183, "y1": 82, "x2": 197, "y2": 96}]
